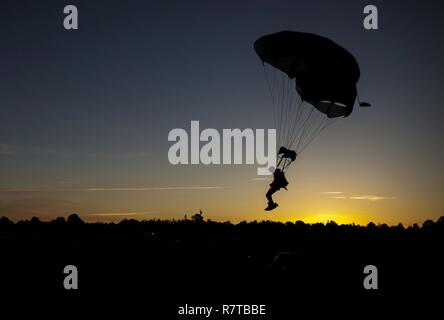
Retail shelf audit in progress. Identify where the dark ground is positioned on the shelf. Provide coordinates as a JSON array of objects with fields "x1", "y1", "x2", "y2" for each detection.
[{"x1": 0, "y1": 214, "x2": 443, "y2": 317}]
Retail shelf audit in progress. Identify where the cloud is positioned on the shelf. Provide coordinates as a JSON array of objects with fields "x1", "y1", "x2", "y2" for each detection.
[
  {"x1": 0, "y1": 144, "x2": 67, "y2": 157},
  {"x1": 321, "y1": 191, "x2": 343, "y2": 194},
  {"x1": 0, "y1": 144, "x2": 18, "y2": 155},
  {"x1": 79, "y1": 151, "x2": 151, "y2": 159},
  {"x1": 349, "y1": 195, "x2": 394, "y2": 202},
  {"x1": 85, "y1": 212, "x2": 152, "y2": 217},
  {"x1": 0, "y1": 186, "x2": 223, "y2": 193},
  {"x1": 0, "y1": 197, "x2": 83, "y2": 219},
  {"x1": 0, "y1": 143, "x2": 150, "y2": 159},
  {"x1": 85, "y1": 186, "x2": 222, "y2": 191},
  {"x1": 56, "y1": 180, "x2": 77, "y2": 185},
  {"x1": 325, "y1": 192, "x2": 395, "y2": 201}
]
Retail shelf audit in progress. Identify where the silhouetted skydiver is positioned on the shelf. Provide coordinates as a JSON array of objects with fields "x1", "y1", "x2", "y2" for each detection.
[{"x1": 265, "y1": 168, "x2": 288, "y2": 211}]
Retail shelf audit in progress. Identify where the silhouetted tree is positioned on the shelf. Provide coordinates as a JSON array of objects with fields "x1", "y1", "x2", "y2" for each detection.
[
  {"x1": 67, "y1": 213, "x2": 84, "y2": 225},
  {"x1": 366, "y1": 222, "x2": 376, "y2": 228},
  {"x1": 295, "y1": 220, "x2": 306, "y2": 227},
  {"x1": 327, "y1": 220, "x2": 338, "y2": 226},
  {"x1": 53, "y1": 217, "x2": 66, "y2": 224},
  {"x1": 0, "y1": 216, "x2": 13, "y2": 227},
  {"x1": 423, "y1": 219, "x2": 435, "y2": 230},
  {"x1": 191, "y1": 210, "x2": 204, "y2": 223},
  {"x1": 30, "y1": 216, "x2": 40, "y2": 224}
]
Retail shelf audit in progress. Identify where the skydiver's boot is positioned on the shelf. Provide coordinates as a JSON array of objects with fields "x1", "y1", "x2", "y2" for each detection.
[{"x1": 265, "y1": 202, "x2": 278, "y2": 211}]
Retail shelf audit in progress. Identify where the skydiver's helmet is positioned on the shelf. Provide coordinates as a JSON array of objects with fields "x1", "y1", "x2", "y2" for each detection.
[{"x1": 278, "y1": 147, "x2": 297, "y2": 161}]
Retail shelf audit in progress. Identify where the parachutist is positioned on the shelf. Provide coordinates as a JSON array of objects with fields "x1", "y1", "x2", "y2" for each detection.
[
  {"x1": 265, "y1": 168, "x2": 288, "y2": 211},
  {"x1": 256, "y1": 31, "x2": 368, "y2": 210}
]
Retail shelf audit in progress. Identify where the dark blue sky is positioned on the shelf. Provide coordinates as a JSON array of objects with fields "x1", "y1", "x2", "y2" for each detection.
[{"x1": 1, "y1": 0, "x2": 443, "y2": 224}]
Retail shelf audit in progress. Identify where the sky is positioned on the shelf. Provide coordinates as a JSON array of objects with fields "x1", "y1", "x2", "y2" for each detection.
[{"x1": 1, "y1": 0, "x2": 443, "y2": 225}]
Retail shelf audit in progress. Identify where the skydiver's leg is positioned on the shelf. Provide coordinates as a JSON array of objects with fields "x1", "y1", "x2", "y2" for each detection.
[
  {"x1": 266, "y1": 186, "x2": 279, "y2": 204},
  {"x1": 266, "y1": 188, "x2": 274, "y2": 204},
  {"x1": 265, "y1": 187, "x2": 280, "y2": 211}
]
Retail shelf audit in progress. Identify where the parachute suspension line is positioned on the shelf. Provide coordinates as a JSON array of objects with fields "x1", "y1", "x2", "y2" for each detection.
[
  {"x1": 284, "y1": 78, "x2": 296, "y2": 149},
  {"x1": 268, "y1": 66, "x2": 282, "y2": 149},
  {"x1": 276, "y1": 155, "x2": 283, "y2": 169},
  {"x1": 272, "y1": 74, "x2": 303, "y2": 152},
  {"x1": 297, "y1": 114, "x2": 326, "y2": 152},
  {"x1": 287, "y1": 95, "x2": 303, "y2": 151},
  {"x1": 281, "y1": 74, "x2": 291, "y2": 148},
  {"x1": 276, "y1": 72, "x2": 284, "y2": 148},
  {"x1": 294, "y1": 106, "x2": 315, "y2": 152},
  {"x1": 276, "y1": 155, "x2": 292, "y2": 173},
  {"x1": 263, "y1": 64, "x2": 285, "y2": 151},
  {"x1": 298, "y1": 117, "x2": 340, "y2": 154},
  {"x1": 299, "y1": 112, "x2": 325, "y2": 152},
  {"x1": 274, "y1": 68, "x2": 282, "y2": 147},
  {"x1": 288, "y1": 80, "x2": 295, "y2": 145},
  {"x1": 279, "y1": 71, "x2": 295, "y2": 150},
  {"x1": 262, "y1": 64, "x2": 278, "y2": 141},
  {"x1": 300, "y1": 108, "x2": 320, "y2": 151},
  {"x1": 262, "y1": 65, "x2": 340, "y2": 166},
  {"x1": 281, "y1": 76, "x2": 288, "y2": 147},
  {"x1": 278, "y1": 69, "x2": 287, "y2": 149},
  {"x1": 282, "y1": 157, "x2": 292, "y2": 172}
]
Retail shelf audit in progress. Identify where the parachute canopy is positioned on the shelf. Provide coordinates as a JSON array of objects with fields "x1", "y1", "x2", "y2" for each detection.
[{"x1": 254, "y1": 31, "x2": 360, "y2": 118}]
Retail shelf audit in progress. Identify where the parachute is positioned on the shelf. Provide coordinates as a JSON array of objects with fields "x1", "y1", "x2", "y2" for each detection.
[{"x1": 255, "y1": 31, "x2": 368, "y2": 171}]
